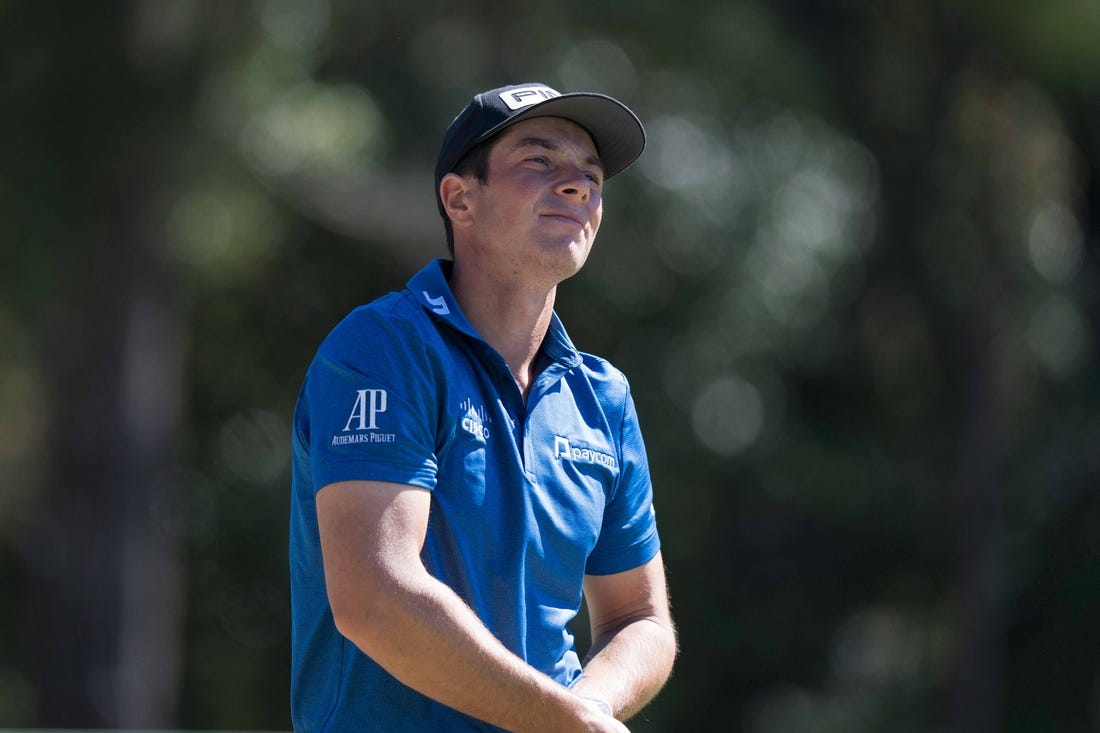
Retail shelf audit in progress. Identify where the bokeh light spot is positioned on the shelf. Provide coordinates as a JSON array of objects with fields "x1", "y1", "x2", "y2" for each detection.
[{"x1": 692, "y1": 375, "x2": 764, "y2": 456}]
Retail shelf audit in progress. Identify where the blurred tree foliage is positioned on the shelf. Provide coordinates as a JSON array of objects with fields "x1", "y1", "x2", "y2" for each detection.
[{"x1": 2, "y1": 0, "x2": 1098, "y2": 731}]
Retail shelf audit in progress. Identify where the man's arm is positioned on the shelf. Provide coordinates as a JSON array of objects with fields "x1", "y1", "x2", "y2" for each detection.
[
  {"x1": 316, "y1": 479, "x2": 629, "y2": 733},
  {"x1": 570, "y1": 554, "x2": 678, "y2": 721}
]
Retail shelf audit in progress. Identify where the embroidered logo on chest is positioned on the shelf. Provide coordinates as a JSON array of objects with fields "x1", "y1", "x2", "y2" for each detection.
[
  {"x1": 553, "y1": 436, "x2": 616, "y2": 468},
  {"x1": 460, "y1": 398, "x2": 491, "y2": 440}
]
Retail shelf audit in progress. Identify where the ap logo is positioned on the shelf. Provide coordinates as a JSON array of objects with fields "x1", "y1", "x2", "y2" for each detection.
[{"x1": 343, "y1": 389, "x2": 388, "y2": 431}]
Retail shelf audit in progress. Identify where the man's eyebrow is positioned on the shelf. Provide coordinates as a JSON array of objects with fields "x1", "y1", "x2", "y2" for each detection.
[{"x1": 514, "y1": 136, "x2": 604, "y2": 172}]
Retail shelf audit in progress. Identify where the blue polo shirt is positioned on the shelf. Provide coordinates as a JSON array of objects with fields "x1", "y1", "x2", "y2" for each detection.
[{"x1": 290, "y1": 259, "x2": 661, "y2": 732}]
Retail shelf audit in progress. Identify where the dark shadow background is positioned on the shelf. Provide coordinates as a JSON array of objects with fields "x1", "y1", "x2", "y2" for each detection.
[{"x1": 2, "y1": 1, "x2": 1099, "y2": 731}]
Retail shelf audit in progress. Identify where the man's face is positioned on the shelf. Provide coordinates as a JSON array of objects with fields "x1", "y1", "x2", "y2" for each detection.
[{"x1": 465, "y1": 116, "x2": 605, "y2": 283}]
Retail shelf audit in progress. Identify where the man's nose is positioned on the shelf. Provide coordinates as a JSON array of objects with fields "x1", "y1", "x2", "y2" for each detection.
[{"x1": 555, "y1": 167, "x2": 593, "y2": 200}]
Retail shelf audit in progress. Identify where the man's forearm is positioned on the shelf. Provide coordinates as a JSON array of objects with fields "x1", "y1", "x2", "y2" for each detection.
[
  {"x1": 572, "y1": 616, "x2": 678, "y2": 721},
  {"x1": 335, "y1": 571, "x2": 613, "y2": 733}
]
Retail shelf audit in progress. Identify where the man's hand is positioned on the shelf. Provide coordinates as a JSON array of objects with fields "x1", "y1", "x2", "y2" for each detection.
[
  {"x1": 575, "y1": 701, "x2": 631, "y2": 733},
  {"x1": 577, "y1": 694, "x2": 613, "y2": 717}
]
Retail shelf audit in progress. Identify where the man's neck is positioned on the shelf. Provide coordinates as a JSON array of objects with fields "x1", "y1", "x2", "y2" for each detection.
[{"x1": 449, "y1": 260, "x2": 556, "y2": 399}]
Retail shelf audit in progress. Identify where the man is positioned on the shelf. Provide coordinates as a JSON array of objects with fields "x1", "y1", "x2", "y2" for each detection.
[{"x1": 290, "y1": 82, "x2": 677, "y2": 732}]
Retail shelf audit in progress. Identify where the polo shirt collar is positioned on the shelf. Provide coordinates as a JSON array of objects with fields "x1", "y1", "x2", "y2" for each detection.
[{"x1": 407, "y1": 259, "x2": 582, "y2": 369}]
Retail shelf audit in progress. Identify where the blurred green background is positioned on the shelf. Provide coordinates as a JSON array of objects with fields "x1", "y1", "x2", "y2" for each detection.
[{"x1": 2, "y1": 1, "x2": 1099, "y2": 731}]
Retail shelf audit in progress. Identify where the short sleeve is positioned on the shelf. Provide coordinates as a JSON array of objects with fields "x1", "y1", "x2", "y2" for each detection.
[
  {"x1": 301, "y1": 308, "x2": 440, "y2": 493},
  {"x1": 584, "y1": 386, "x2": 660, "y2": 575}
]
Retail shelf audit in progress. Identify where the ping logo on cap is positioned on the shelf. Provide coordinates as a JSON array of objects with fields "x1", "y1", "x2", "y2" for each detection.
[{"x1": 499, "y1": 85, "x2": 561, "y2": 110}]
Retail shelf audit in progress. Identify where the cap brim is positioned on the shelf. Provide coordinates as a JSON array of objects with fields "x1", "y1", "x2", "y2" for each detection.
[{"x1": 473, "y1": 93, "x2": 645, "y2": 180}]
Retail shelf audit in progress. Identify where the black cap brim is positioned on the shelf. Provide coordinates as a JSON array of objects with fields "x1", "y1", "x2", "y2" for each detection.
[
  {"x1": 447, "y1": 93, "x2": 645, "y2": 183},
  {"x1": 474, "y1": 92, "x2": 646, "y2": 179},
  {"x1": 435, "y1": 86, "x2": 646, "y2": 219}
]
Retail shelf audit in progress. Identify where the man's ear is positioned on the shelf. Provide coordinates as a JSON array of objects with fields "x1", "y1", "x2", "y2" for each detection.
[{"x1": 440, "y1": 173, "x2": 475, "y2": 226}]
